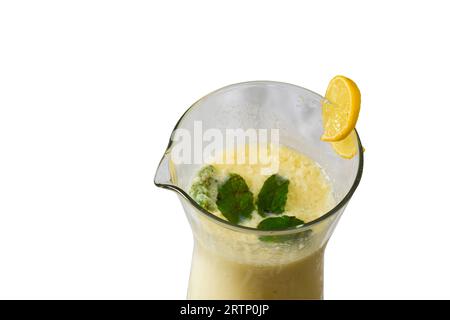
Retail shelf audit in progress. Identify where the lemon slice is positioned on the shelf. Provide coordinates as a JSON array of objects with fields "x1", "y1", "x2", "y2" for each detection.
[
  {"x1": 331, "y1": 129, "x2": 358, "y2": 159},
  {"x1": 321, "y1": 75, "x2": 361, "y2": 142}
]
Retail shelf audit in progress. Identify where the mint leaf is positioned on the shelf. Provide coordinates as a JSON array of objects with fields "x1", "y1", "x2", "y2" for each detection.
[
  {"x1": 190, "y1": 165, "x2": 218, "y2": 212},
  {"x1": 257, "y1": 174, "x2": 289, "y2": 216},
  {"x1": 197, "y1": 165, "x2": 217, "y2": 182},
  {"x1": 257, "y1": 215, "x2": 309, "y2": 242},
  {"x1": 216, "y1": 174, "x2": 255, "y2": 224},
  {"x1": 257, "y1": 215, "x2": 304, "y2": 230}
]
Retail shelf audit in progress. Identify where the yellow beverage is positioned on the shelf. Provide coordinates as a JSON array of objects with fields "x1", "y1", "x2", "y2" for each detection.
[{"x1": 187, "y1": 145, "x2": 335, "y2": 299}]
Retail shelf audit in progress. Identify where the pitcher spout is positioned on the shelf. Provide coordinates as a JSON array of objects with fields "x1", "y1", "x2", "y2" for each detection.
[{"x1": 154, "y1": 152, "x2": 175, "y2": 188}]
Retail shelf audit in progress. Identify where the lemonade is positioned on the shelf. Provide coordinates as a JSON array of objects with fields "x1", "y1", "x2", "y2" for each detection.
[
  {"x1": 155, "y1": 79, "x2": 363, "y2": 300},
  {"x1": 187, "y1": 145, "x2": 335, "y2": 299}
]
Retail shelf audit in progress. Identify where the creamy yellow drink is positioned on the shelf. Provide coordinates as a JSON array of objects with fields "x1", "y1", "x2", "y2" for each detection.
[
  {"x1": 188, "y1": 145, "x2": 335, "y2": 299},
  {"x1": 188, "y1": 242, "x2": 326, "y2": 299},
  {"x1": 155, "y1": 78, "x2": 363, "y2": 301}
]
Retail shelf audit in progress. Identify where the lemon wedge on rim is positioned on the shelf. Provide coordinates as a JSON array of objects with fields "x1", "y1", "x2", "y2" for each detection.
[
  {"x1": 330, "y1": 129, "x2": 358, "y2": 159},
  {"x1": 321, "y1": 75, "x2": 361, "y2": 142}
]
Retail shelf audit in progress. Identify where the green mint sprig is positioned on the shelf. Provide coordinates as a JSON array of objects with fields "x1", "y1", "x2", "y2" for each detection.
[
  {"x1": 189, "y1": 165, "x2": 218, "y2": 212},
  {"x1": 257, "y1": 174, "x2": 289, "y2": 216},
  {"x1": 216, "y1": 173, "x2": 255, "y2": 224},
  {"x1": 257, "y1": 215, "x2": 310, "y2": 242}
]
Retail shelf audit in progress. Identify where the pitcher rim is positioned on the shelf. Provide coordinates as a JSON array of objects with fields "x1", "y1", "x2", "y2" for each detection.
[{"x1": 155, "y1": 80, "x2": 364, "y2": 236}]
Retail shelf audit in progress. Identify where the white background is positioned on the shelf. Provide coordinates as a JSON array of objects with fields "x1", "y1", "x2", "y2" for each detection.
[{"x1": 0, "y1": 1, "x2": 449, "y2": 299}]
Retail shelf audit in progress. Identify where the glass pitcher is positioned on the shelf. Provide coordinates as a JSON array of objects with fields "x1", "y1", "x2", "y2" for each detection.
[{"x1": 154, "y1": 81, "x2": 363, "y2": 299}]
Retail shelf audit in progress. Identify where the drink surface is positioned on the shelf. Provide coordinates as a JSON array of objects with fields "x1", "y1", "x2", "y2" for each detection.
[{"x1": 194, "y1": 144, "x2": 335, "y2": 227}]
